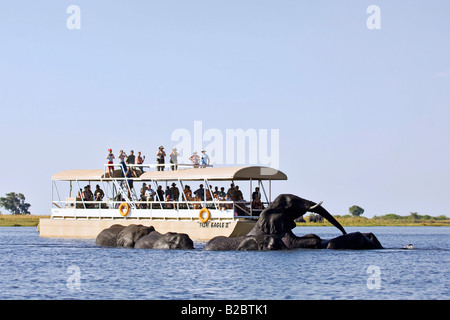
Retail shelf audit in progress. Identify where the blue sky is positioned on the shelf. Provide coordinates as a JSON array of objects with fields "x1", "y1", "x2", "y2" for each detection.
[{"x1": 0, "y1": 1, "x2": 449, "y2": 217}]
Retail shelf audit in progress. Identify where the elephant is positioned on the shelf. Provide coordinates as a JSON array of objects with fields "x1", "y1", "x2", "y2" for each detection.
[
  {"x1": 236, "y1": 235, "x2": 287, "y2": 251},
  {"x1": 323, "y1": 232, "x2": 383, "y2": 250},
  {"x1": 204, "y1": 194, "x2": 383, "y2": 251},
  {"x1": 95, "y1": 224, "x2": 126, "y2": 247},
  {"x1": 116, "y1": 224, "x2": 155, "y2": 248},
  {"x1": 204, "y1": 194, "x2": 346, "y2": 250},
  {"x1": 95, "y1": 224, "x2": 154, "y2": 248},
  {"x1": 134, "y1": 231, "x2": 194, "y2": 250},
  {"x1": 95, "y1": 224, "x2": 194, "y2": 249}
]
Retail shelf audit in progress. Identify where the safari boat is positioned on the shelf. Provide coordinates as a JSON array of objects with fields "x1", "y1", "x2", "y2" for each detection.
[{"x1": 38, "y1": 163, "x2": 287, "y2": 240}]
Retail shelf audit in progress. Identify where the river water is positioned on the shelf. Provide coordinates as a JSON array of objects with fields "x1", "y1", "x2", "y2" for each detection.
[{"x1": 0, "y1": 226, "x2": 448, "y2": 300}]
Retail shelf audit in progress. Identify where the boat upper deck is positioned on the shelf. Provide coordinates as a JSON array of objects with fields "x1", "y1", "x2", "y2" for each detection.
[{"x1": 52, "y1": 165, "x2": 288, "y2": 182}]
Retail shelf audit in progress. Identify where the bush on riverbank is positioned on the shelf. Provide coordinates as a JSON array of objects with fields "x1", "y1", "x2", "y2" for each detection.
[
  {"x1": 0, "y1": 214, "x2": 48, "y2": 227},
  {"x1": 297, "y1": 213, "x2": 450, "y2": 227}
]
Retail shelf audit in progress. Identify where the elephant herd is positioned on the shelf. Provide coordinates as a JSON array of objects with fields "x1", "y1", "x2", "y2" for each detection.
[{"x1": 95, "y1": 194, "x2": 383, "y2": 251}]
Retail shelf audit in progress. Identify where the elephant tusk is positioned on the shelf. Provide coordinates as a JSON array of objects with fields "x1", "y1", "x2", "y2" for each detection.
[{"x1": 309, "y1": 201, "x2": 323, "y2": 210}]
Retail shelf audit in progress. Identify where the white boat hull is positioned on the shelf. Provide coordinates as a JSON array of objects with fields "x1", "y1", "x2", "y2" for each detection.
[{"x1": 38, "y1": 218, "x2": 256, "y2": 241}]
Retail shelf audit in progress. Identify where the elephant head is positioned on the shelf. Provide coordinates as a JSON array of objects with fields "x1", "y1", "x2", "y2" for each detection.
[
  {"x1": 134, "y1": 231, "x2": 194, "y2": 249},
  {"x1": 153, "y1": 232, "x2": 194, "y2": 250}
]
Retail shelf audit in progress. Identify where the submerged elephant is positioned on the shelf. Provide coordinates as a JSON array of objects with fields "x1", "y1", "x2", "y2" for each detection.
[
  {"x1": 204, "y1": 194, "x2": 383, "y2": 251},
  {"x1": 95, "y1": 224, "x2": 194, "y2": 250},
  {"x1": 135, "y1": 231, "x2": 194, "y2": 250},
  {"x1": 117, "y1": 224, "x2": 155, "y2": 248},
  {"x1": 95, "y1": 224, "x2": 126, "y2": 247},
  {"x1": 323, "y1": 232, "x2": 383, "y2": 249},
  {"x1": 236, "y1": 235, "x2": 287, "y2": 251}
]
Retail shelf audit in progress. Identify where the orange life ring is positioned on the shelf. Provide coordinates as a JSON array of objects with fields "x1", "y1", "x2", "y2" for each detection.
[
  {"x1": 199, "y1": 207, "x2": 211, "y2": 223},
  {"x1": 119, "y1": 202, "x2": 130, "y2": 217}
]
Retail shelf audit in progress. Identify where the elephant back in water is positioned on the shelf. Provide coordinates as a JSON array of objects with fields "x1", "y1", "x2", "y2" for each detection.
[
  {"x1": 325, "y1": 232, "x2": 383, "y2": 249},
  {"x1": 237, "y1": 235, "x2": 287, "y2": 251},
  {"x1": 134, "y1": 231, "x2": 194, "y2": 249},
  {"x1": 116, "y1": 224, "x2": 155, "y2": 248},
  {"x1": 154, "y1": 232, "x2": 194, "y2": 250},
  {"x1": 95, "y1": 224, "x2": 125, "y2": 247}
]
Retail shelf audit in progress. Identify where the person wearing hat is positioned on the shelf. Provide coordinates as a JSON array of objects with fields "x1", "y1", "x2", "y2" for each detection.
[
  {"x1": 169, "y1": 182, "x2": 180, "y2": 201},
  {"x1": 189, "y1": 151, "x2": 200, "y2": 168},
  {"x1": 118, "y1": 150, "x2": 127, "y2": 176},
  {"x1": 136, "y1": 151, "x2": 145, "y2": 174},
  {"x1": 106, "y1": 149, "x2": 115, "y2": 178},
  {"x1": 169, "y1": 147, "x2": 180, "y2": 171},
  {"x1": 156, "y1": 146, "x2": 166, "y2": 171},
  {"x1": 201, "y1": 149, "x2": 210, "y2": 168}
]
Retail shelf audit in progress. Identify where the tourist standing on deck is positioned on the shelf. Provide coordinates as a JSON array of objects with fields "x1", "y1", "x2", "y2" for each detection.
[
  {"x1": 170, "y1": 183, "x2": 180, "y2": 201},
  {"x1": 194, "y1": 184, "x2": 205, "y2": 201},
  {"x1": 227, "y1": 183, "x2": 238, "y2": 201},
  {"x1": 106, "y1": 149, "x2": 115, "y2": 178},
  {"x1": 201, "y1": 150, "x2": 210, "y2": 168},
  {"x1": 156, "y1": 146, "x2": 166, "y2": 171},
  {"x1": 136, "y1": 151, "x2": 145, "y2": 174},
  {"x1": 118, "y1": 150, "x2": 127, "y2": 176},
  {"x1": 169, "y1": 148, "x2": 180, "y2": 171},
  {"x1": 189, "y1": 151, "x2": 200, "y2": 168}
]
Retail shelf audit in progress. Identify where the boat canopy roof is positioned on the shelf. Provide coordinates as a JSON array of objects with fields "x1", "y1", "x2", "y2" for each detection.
[
  {"x1": 52, "y1": 166, "x2": 287, "y2": 181},
  {"x1": 52, "y1": 169, "x2": 107, "y2": 181},
  {"x1": 139, "y1": 166, "x2": 287, "y2": 181}
]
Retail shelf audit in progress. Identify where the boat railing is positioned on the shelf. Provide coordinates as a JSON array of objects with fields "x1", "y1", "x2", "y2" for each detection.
[
  {"x1": 51, "y1": 199, "x2": 266, "y2": 219},
  {"x1": 104, "y1": 162, "x2": 213, "y2": 177}
]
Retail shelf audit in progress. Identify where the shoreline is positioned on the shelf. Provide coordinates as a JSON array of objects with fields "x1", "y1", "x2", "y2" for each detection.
[
  {"x1": 0, "y1": 215, "x2": 49, "y2": 227},
  {"x1": 296, "y1": 215, "x2": 450, "y2": 227},
  {"x1": 1, "y1": 214, "x2": 449, "y2": 227}
]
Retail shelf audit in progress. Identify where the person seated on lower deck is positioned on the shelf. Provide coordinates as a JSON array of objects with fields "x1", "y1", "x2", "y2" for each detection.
[
  {"x1": 192, "y1": 195, "x2": 202, "y2": 209},
  {"x1": 164, "y1": 195, "x2": 174, "y2": 209},
  {"x1": 218, "y1": 187, "x2": 226, "y2": 200},
  {"x1": 139, "y1": 183, "x2": 147, "y2": 209},
  {"x1": 212, "y1": 186, "x2": 219, "y2": 198},
  {"x1": 94, "y1": 184, "x2": 105, "y2": 208},
  {"x1": 183, "y1": 185, "x2": 192, "y2": 200},
  {"x1": 205, "y1": 185, "x2": 213, "y2": 201},
  {"x1": 251, "y1": 197, "x2": 264, "y2": 212},
  {"x1": 94, "y1": 185, "x2": 104, "y2": 201},
  {"x1": 215, "y1": 193, "x2": 225, "y2": 211},
  {"x1": 83, "y1": 185, "x2": 94, "y2": 208},
  {"x1": 225, "y1": 194, "x2": 233, "y2": 210},
  {"x1": 145, "y1": 186, "x2": 155, "y2": 208}
]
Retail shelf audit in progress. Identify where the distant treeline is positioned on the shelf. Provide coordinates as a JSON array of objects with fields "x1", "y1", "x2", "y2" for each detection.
[
  {"x1": 297, "y1": 212, "x2": 450, "y2": 226},
  {"x1": 374, "y1": 213, "x2": 449, "y2": 220}
]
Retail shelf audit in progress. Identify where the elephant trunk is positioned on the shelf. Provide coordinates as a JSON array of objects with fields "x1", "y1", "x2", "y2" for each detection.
[{"x1": 309, "y1": 204, "x2": 347, "y2": 235}]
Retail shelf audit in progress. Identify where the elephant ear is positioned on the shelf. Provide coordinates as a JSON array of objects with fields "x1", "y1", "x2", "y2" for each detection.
[{"x1": 260, "y1": 212, "x2": 296, "y2": 235}]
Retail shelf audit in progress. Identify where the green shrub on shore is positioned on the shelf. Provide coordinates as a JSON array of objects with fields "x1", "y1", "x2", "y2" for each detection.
[
  {"x1": 297, "y1": 213, "x2": 450, "y2": 227},
  {"x1": 0, "y1": 214, "x2": 49, "y2": 227}
]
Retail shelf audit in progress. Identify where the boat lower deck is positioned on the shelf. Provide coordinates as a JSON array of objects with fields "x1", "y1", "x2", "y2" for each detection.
[{"x1": 38, "y1": 218, "x2": 256, "y2": 241}]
